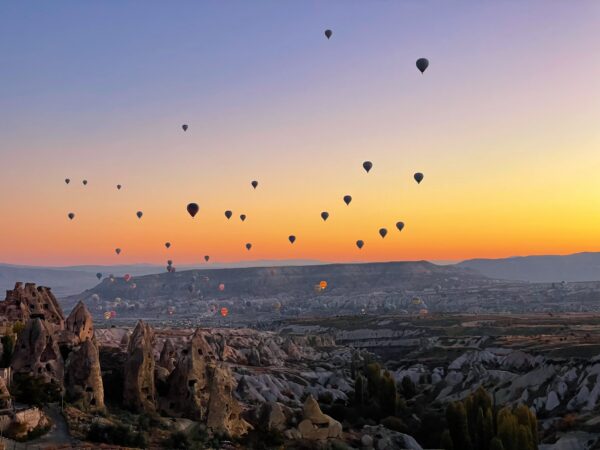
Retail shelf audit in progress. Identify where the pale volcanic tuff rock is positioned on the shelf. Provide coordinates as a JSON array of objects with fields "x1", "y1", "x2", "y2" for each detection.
[
  {"x1": 158, "y1": 338, "x2": 177, "y2": 372},
  {"x1": 65, "y1": 338, "x2": 104, "y2": 410},
  {"x1": 0, "y1": 282, "x2": 65, "y2": 330},
  {"x1": 64, "y1": 301, "x2": 94, "y2": 344},
  {"x1": 11, "y1": 317, "x2": 64, "y2": 385},
  {"x1": 162, "y1": 329, "x2": 251, "y2": 437},
  {"x1": 123, "y1": 320, "x2": 156, "y2": 413},
  {"x1": 296, "y1": 395, "x2": 342, "y2": 440}
]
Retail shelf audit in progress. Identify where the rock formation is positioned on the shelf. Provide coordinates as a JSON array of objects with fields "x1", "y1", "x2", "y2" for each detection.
[
  {"x1": 64, "y1": 338, "x2": 104, "y2": 410},
  {"x1": 296, "y1": 395, "x2": 342, "y2": 440},
  {"x1": 163, "y1": 329, "x2": 251, "y2": 437},
  {"x1": 0, "y1": 376, "x2": 12, "y2": 409},
  {"x1": 123, "y1": 320, "x2": 156, "y2": 413},
  {"x1": 64, "y1": 301, "x2": 94, "y2": 344},
  {"x1": 0, "y1": 282, "x2": 64, "y2": 330},
  {"x1": 158, "y1": 338, "x2": 177, "y2": 372},
  {"x1": 11, "y1": 317, "x2": 64, "y2": 386}
]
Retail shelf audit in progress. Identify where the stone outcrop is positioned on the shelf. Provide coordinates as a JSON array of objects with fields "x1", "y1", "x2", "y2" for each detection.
[
  {"x1": 123, "y1": 321, "x2": 156, "y2": 413},
  {"x1": 11, "y1": 317, "x2": 64, "y2": 386},
  {"x1": 64, "y1": 301, "x2": 94, "y2": 344},
  {"x1": 65, "y1": 338, "x2": 104, "y2": 410},
  {"x1": 0, "y1": 376, "x2": 12, "y2": 409},
  {"x1": 0, "y1": 282, "x2": 64, "y2": 330},
  {"x1": 158, "y1": 338, "x2": 177, "y2": 372},
  {"x1": 163, "y1": 329, "x2": 250, "y2": 437},
  {"x1": 296, "y1": 395, "x2": 342, "y2": 440}
]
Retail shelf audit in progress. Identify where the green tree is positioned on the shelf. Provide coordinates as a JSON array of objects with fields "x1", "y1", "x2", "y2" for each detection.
[
  {"x1": 490, "y1": 437, "x2": 505, "y2": 450},
  {"x1": 353, "y1": 373, "x2": 367, "y2": 406},
  {"x1": 379, "y1": 371, "x2": 397, "y2": 416},
  {"x1": 365, "y1": 363, "x2": 382, "y2": 398},
  {"x1": 446, "y1": 402, "x2": 473, "y2": 450},
  {"x1": 497, "y1": 407, "x2": 519, "y2": 450},
  {"x1": 0, "y1": 334, "x2": 14, "y2": 368},
  {"x1": 441, "y1": 429, "x2": 454, "y2": 450}
]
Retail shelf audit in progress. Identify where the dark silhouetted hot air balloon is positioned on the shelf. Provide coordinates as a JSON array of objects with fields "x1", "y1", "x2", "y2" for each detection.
[
  {"x1": 414, "y1": 172, "x2": 424, "y2": 184},
  {"x1": 182, "y1": 124, "x2": 188, "y2": 131},
  {"x1": 416, "y1": 58, "x2": 429, "y2": 74},
  {"x1": 356, "y1": 240, "x2": 364, "y2": 249},
  {"x1": 288, "y1": 235, "x2": 296, "y2": 244},
  {"x1": 115, "y1": 248, "x2": 121, "y2": 255},
  {"x1": 68, "y1": 213, "x2": 75, "y2": 220},
  {"x1": 363, "y1": 161, "x2": 373, "y2": 173},
  {"x1": 379, "y1": 228, "x2": 388, "y2": 238},
  {"x1": 220, "y1": 307, "x2": 228, "y2": 317},
  {"x1": 325, "y1": 29, "x2": 332, "y2": 39},
  {"x1": 165, "y1": 242, "x2": 171, "y2": 249},
  {"x1": 136, "y1": 211, "x2": 143, "y2": 219},
  {"x1": 240, "y1": 214, "x2": 246, "y2": 222},
  {"x1": 96, "y1": 273, "x2": 102, "y2": 280},
  {"x1": 224, "y1": 210, "x2": 232, "y2": 220},
  {"x1": 187, "y1": 203, "x2": 199, "y2": 218},
  {"x1": 343, "y1": 195, "x2": 352, "y2": 206},
  {"x1": 117, "y1": 184, "x2": 122, "y2": 190},
  {"x1": 396, "y1": 222, "x2": 405, "y2": 232},
  {"x1": 124, "y1": 274, "x2": 131, "y2": 282},
  {"x1": 246, "y1": 243, "x2": 252, "y2": 251},
  {"x1": 251, "y1": 180, "x2": 258, "y2": 189},
  {"x1": 321, "y1": 211, "x2": 329, "y2": 221},
  {"x1": 65, "y1": 178, "x2": 70, "y2": 184},
  {"x1": 82, "y1": 179, "x2": 88, "y2": 186},
  {"x1": 204, "y1": 255, "x2": 210, "y2": 262},
  {"x1": 167, "y1": 259, "x2": 173, "y2": 266}
]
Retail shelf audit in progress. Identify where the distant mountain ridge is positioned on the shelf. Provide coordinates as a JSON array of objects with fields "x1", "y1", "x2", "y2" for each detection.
[{"x1": 458, "y1": 252, "x2": 600, "y2": 282}]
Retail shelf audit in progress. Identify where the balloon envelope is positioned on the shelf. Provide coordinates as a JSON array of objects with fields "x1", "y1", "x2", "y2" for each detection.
[
  {"x1": 117, "y1": 184, "x2": 122, "y2": 190},
  {"x1": 251, "y1": 180, "x2": 258, "y2": 189},
  {"x1": 224, "y1": 210, "x2": 232, "y2": 219},
  {"x1": 288, "y1": 235, "x2": 296, "y2": 244},
  {"x1": 218, "y1": 283, "x2": 225, "y2": 291},
  {"x1": 182, "y1": 124, "x2": 188, "y2": 131},
  {"x1": 115, "y1": 248, "x2": 121, "y2": 255},
  {"x1": 325, "y1": 29, "x2": 332, "y2": 39},
  {"x1": 204, "y1": 255, "x2": 210, "y2": 262},
  {"x1": 379, "y1": 228, "x2": 388, "y2": 238},
  {"x1": 82, "y1": 180, "x2": 87, "y2": 185},
  {"x1": 65, "y1": 178, "x2": 70, "y2": 184},
  {"x1": 124, "y1": 274, "x2": 131, "y2": 282},
  {"x1": 240, "y1": 214, "x2": 246, "y2": 222},
  {"x1": 396, "y1": 221, "x2": 405, "y2": 232},
  {"x1": 187, "y1": 203, "x2": 199, "y2": 218},
  {"x1": 68, "y1": 213, "x2": 75, "y2": 220},
  {"x1": 343, "y1": 195, "x2": 352, "y2": 205},
  {"x1": 363, "y1": 161, "x2": 373, "y2": 173},
  {"x1": 165, "y1": 242, "x2": 171, "y2": 249},
  {"x1": 246, "y1": 243, "x2": 252, "y2": 251},
  {"x1": 319, "y1": 280, "x2": 328, "y2": 289},
  {"x1": 414, "y1": 172, "x2": 424, "y2": 184},
  {"x1": 220, "y1": 307, "x2": 228, "y2": 317},
  {"x1": 96, "y1": 272, "x2": 102, "y2": 280},
  {"x1": 321, "y1": 211, "x2": 329, "y2": 221},
  {"x1": 136, "y1": 211, "x2": 143, "y2": 219},
  {"x1": 356, "y1": 240, "x2": 364, "y2": 249},
  {"x1": 416, "y1": 58, "x2": 429, "y2": 73}
]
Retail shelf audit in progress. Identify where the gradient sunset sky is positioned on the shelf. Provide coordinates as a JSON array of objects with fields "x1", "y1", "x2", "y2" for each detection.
[{"x1": 1, "y1": 1, "x2": 599, "y2": 266}]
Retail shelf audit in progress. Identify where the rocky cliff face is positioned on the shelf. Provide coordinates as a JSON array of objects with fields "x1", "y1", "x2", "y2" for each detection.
[
  {"x1": 65, "y1": 338, "x2": 104, "y2": 410},
  {"x1": 163, "y1": 329, "x2": 251, "y2": 436},
  {"x1": 11, "y1": 317, "x2": 64, "y2": 385},
  {"x1": 64, "y1": 300, "x2": 94, "y2": 344},
  {"x1": 158, "y1": 338, "x2": 176, "y2": 372},
  {"x1": 0, "y1": 282, "x2": 64, "y2": 330},
  {"x1": 123, "y1": 320, "x2": 156, "y2": 413}
]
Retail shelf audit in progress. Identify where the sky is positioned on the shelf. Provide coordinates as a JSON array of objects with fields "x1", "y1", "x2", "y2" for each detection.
[{"x1": 1, "y1": 1, "x2": 599, "y2": 266}]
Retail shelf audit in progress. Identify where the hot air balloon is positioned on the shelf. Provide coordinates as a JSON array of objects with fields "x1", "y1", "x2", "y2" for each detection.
[
  {"x1": 416, "y1": 58, "x2": 429, "y2": 74},
  {"x1": 246, "y1": 243, "x2": 252, "y2": 251},
  {"x1": 356, "y1": 240, "x2": 364, "y2": 249},
  {"x1": 117, "y1": 184, "x2": 122, "y2": 190},
  {"x1": 96, "y1": 273, "x2": 102, "y2": 280},
  {"x1": 65, "y1": 178, "x2": 70, "y2": 184},
  {"x1": 396, "y1": 222, "x2": 405, "y2": 232},
  {"x1": 136, "y1": 211, "x2": 143, "y2": 219},
  {"x1": 115, "y1": 248, "x2": 121, "y2": 255},
  {"x1": 343, "y1": 195, "x2": 352, "y2": 206},
  {"x1": 414, "y1": 172, "x2": 424, "y2": 184},
  {"x1": 187, "y1": 203, "x2": 199, "y2": 218},
  {"x1": 204, "y1": 255, "x2": 210, "y2": 262},
  {"x1": 168, "y1": 306, "x2": 176, "y2": 315},
  {"x1": 182, "y1": 124, "x2": 188, "y2": 131},
  {"x1": 220, "y1": 307, "x2": 229, "y2": 317},
  {"x1": 165, "y1": 242, "x2": 171, "y2": 249},
  {"x1": 363, "y1": 161, "x2": 373, "y2": 173},
  {"x1": 91, "y1": 294, "x2": 100, "y2": 302},
  {"x1": 379, "y1": 228, "x2": 388, "y2": 238},
  {"x1": 251, "y1": 180, "x2": 258, "y2": 189},
  {"x1": 240, "y1": 214, "x2": 246, "y2": 222},
  {"x1": 110, "y1": 310, "x2": 117, "y2": 318},
  {"x1": 104, "y1": 311, "x2": 111, "y2": 320},
  {"x1": 319, "y1": 280, "x2": 328, "y2": 290},
  {"x1": 274, "y1": 301, "x2": 281, "y2": 312},
  {"x1": 218, "y1": 283, "x2": 225, "y2": 292},
  {"x1": 224, "y1": 210, "x2": 232, "y2": 220},
  {"x1": 167, "y1": 259, "x2": 173, "y2": 266},
  {"x1": 130, "y1": 283, "x2": 137, "y2": 289},
  {"x1": 321, "y1": 211, "x2": 329, "y2": 221},
  {"x1": 288, "y1": 235, "x2": 296, "y2": 244},
  {"x1": 124, "y1": 274, "x2": 131, "y2": 282},
  {"x1": 68, "y1": 213, "x2": 75, "y2": 220},
  {"x1": 325, "y1": 29, "x2": 332, "y2": 39},
  {"x1": 82, "y1": 180, "x2": 88, "y2": 186}
]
